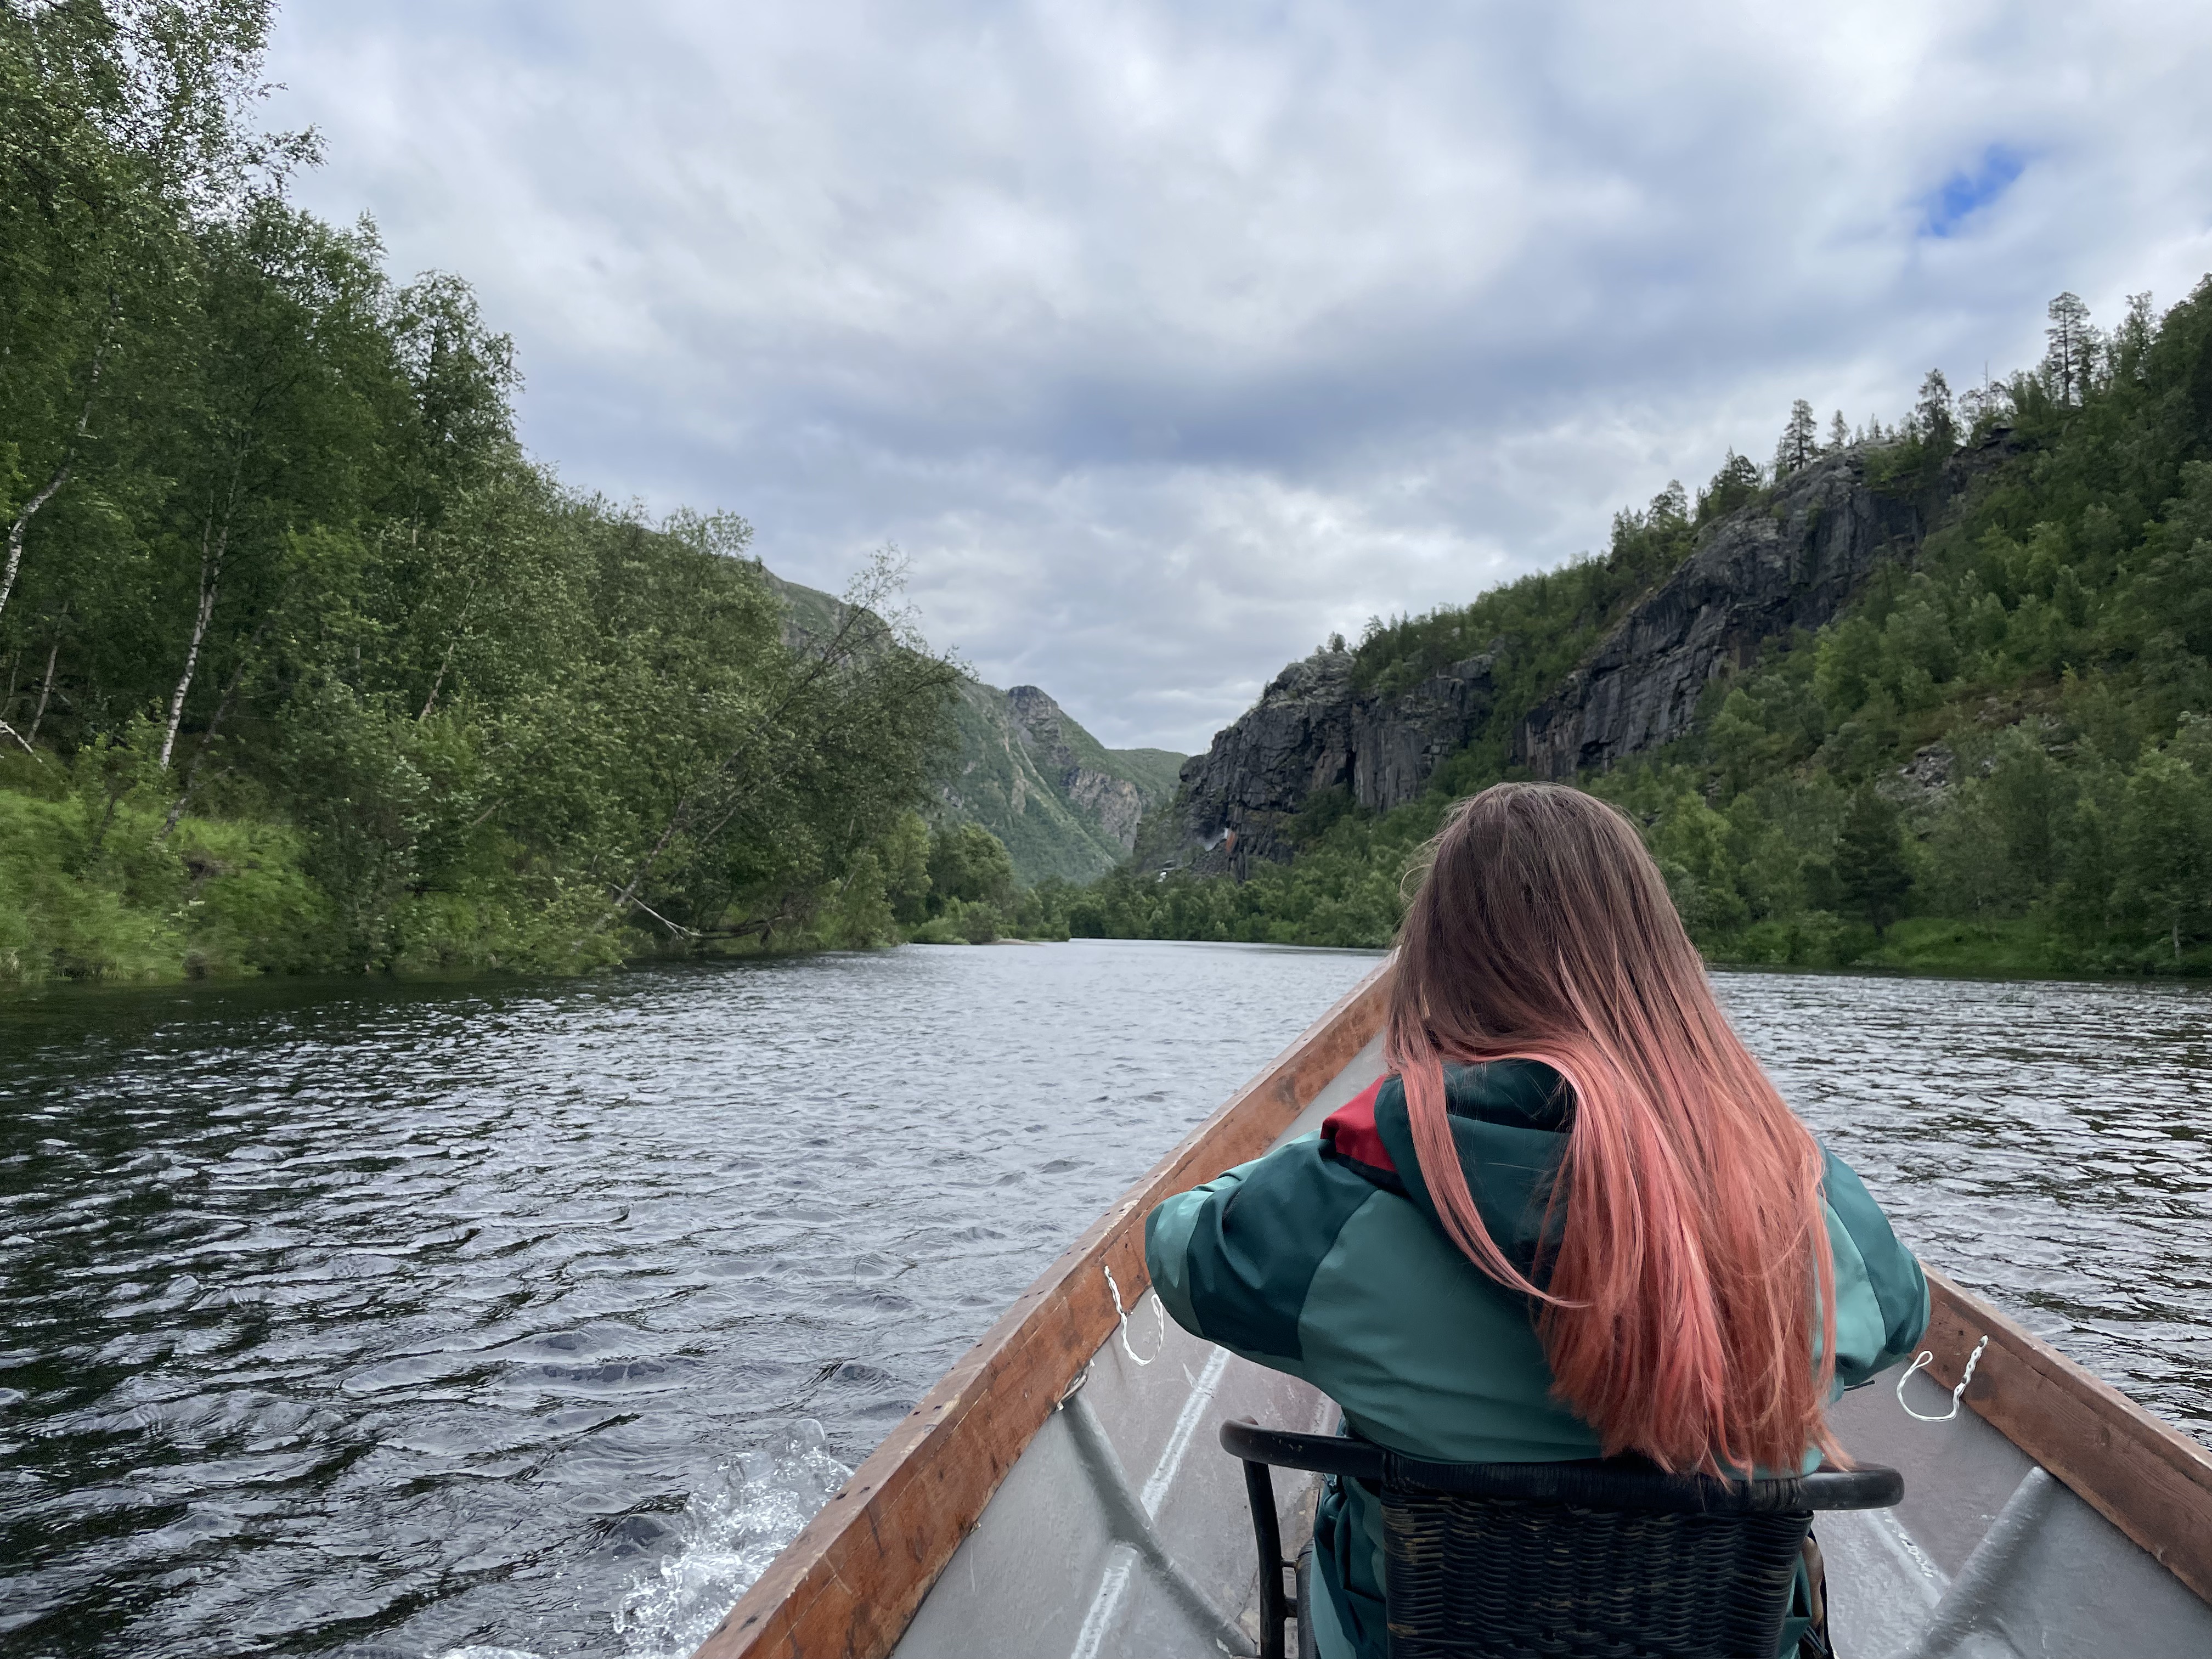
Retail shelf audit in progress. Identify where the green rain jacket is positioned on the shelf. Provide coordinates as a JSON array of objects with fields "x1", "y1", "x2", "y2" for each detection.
[{"x1": 1143, "y1": 1060, "x2": 1931, "y2": 1659}]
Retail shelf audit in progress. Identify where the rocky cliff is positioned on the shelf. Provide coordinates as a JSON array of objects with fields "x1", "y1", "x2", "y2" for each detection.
[
  {"x1": 1512, "y1": 448, "x2": 1928, "y2": 778},
  {"x1": 1167, "y1": 644, "x2": 1500, "y2": 868},
  {"x1": 1165, "y1": 443, "x2": 1978, "y2": 872},
  {"x1": 943, "y1": 681, "x2": 1184, "y2": 884}
]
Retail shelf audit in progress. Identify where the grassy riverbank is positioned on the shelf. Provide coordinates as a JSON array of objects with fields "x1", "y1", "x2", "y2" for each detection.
[
  {"x1": 10, "y1": 770, "x2": 2198, "y2": 989},
  {"x1": 1706, "y1": 916, "x2": 2212, "y2": 981},
  {"x1": 1013, "y1": 860, "x2": 2212, "y2": 983},
  {"x1": 0, "y1": 749, "x2": 1073, "y2": 987}
]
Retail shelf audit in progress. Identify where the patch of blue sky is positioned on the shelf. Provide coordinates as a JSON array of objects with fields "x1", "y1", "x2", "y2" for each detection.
[{"x1": 1920, "y1": 146, "x2": 2028, "y2": 239}]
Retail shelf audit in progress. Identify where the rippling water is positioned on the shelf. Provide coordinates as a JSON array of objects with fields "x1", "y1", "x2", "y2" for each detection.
[
  {"x1": 1720, "y1": 970, "x2": 2212, "y2": 1444},
  {"x1": 2, "y1": 951, "x2": 2209, "y2": 1658},
  {"x1": 0, "y1": 942, "x2": 1376, "y2": 1658}
]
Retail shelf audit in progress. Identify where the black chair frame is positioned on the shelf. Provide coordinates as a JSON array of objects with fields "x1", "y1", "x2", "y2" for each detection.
[{"x1": 1223, "y1": 1418, "x2": 1903, "y2": 1659}]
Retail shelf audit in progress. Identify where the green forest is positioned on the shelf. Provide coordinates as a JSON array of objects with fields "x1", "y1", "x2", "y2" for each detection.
[
  {"x1": 16, "y1": 6, "x2": 2212, "y2": 989},
  {"x1": 1064, "y1": 281, "x2": 2212, "y2": 978},
  {"x1": 0, "y1": 1, "x2": 991, "y2": 983}
]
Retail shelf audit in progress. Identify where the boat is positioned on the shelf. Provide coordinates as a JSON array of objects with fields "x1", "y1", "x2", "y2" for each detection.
[{"x1": 693, "y1": 958, "x2": 2212, "y2": 1658}]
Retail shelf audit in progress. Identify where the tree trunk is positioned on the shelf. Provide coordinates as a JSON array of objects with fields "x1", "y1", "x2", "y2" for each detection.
[
  {"x1": 27, "y1": 631, "x2": 61, "y2": 744},
  {"x1": 89, "y1": 787, "x2": 124, "y2": 855},
  {"x1": 160, "y1": 623, "x2": 263, "y2": 840},
  {"x1": 0, "y1": 462, "x2": 72, "y2": 625},
  {"x1": 159, "y1": 519, "x2": 227, "y2": 771},
  {"x1": 0, "y1": 309, "x2": 114, "y2": 628},
  {"x1": 417, "y1": 576, "x2": 481, "y2": 721},
  {"x1": 419, "y1": 634, "x2": 461, "y2": 720}
]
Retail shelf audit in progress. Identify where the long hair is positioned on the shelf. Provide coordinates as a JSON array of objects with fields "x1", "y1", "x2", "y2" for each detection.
[{"x1": 1389, "y1": 782, "x2": 1840, "y2": 1475}]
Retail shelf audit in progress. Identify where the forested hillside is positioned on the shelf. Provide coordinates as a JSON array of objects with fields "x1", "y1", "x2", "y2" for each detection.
[
  {"x1": 762, "y1": 568, "x2": 1184, "y2": 886},
  {"x1": 940, "y1": 681, "x2": 1183, "y2": 884},
  {"x1": 1073, "y1": 281, "x2": 2212, "y2": 978},
  {"x1": 0, "y1": 2, "x2": 964, "y2": 981}
]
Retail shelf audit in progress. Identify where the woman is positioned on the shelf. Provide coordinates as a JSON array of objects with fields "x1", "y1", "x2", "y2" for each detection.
[{"x1": 1145, "y1": 783, "x2": 1929, "y2": 1659}]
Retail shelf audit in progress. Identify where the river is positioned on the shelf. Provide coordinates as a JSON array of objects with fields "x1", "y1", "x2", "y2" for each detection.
[{"x1": 1, "y1": 944, "x2": 2208, "y2": 1658}]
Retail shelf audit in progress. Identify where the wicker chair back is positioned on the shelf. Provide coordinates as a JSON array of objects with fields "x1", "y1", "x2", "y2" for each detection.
[{"x1": 1220, "y1": 1418, "x2": 1903, "y2": 1659}]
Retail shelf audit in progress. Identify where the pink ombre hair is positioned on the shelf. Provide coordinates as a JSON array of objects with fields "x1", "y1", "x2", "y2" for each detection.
[{"x1": 1389, "y1": 782, "x2": 1842, "y2": 1475}]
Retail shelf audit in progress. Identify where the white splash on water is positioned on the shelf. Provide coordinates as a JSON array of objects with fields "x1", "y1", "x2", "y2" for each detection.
[
  {"x1": 426, "y1": 1421, "x2": 852, "y2": 1659},
  {"x1": 612, "y1": 1419, "x2": 854, "y2": 1658}
]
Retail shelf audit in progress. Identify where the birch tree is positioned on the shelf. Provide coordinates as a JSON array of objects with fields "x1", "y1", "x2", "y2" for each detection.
[{"x1": 0, "y1": 0, "x2": 295, "y2": 628}]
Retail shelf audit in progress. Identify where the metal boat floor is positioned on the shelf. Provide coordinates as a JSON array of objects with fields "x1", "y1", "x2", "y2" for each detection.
[{"x1": 1823, "y1": 1369, "x2": 2212, "y2": 1657}]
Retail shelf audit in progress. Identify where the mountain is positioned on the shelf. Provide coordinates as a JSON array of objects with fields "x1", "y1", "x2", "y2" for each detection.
[
  {"x1": 1161, "y1": 441, "x2": 1955, "y2": 872},
  {"x1": 942, "y1": 682, "x2": 1184, "y2": 884},
  {"x1": 759, "y1": 569, "x2": 1182, "y2": 885},
  {"x1": 1098, "y1": 279, "x2": 2212, "y2": 976}
]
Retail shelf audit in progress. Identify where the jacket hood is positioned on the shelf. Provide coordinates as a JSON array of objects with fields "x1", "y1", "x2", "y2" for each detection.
[{"x1": 1322, "y1": 1060, "x2": 1571, "y2": 1282}]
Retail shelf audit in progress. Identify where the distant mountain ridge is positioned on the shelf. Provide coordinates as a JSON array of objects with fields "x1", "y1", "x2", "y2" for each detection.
[
  {"x1": 759, "y1": 568, "x2": 1181, "y2": 885},
  {"x1": 944, "y1": 682, "x2": 1182, "y2": 883}
]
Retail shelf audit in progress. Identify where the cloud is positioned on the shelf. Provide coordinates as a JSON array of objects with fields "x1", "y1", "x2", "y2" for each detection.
[{"x1": 264, "y1": 0, "x2": 2212, "y2": 751}]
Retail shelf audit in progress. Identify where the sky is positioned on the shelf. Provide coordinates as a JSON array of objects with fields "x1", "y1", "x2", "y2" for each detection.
[{"x1": 263, "y1": 1, "x2": 2212, "y2": 754}]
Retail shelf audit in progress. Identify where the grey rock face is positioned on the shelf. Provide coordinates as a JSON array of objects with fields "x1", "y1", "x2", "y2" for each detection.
[
  {"x1": 1064, "y1": 767, "x2": 1146, "y2": 850},
  {"x1": 1169, "y1": 646, "x2": 1497, "y2": 870},
  {"x1": 1167, "y1": 443, "x2": 1987, "y2": 872},
  {"x1": 1005, "y1": 684, "x2": 1148, "y2": 854},
  {"x1": 1513, "y1": 450, "x2": 1923, "y2": 778}
]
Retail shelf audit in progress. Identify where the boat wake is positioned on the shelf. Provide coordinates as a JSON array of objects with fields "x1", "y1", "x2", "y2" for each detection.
[
  {"x1": 610, "y1": 1419, "x2": 854, "y2": 1658},
  {"x1": 428, "y1": 1420, "x2": 853, "y2": 1659}
]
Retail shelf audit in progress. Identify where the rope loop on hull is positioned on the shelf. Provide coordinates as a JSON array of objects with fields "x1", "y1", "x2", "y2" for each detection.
[
  {"x1": 1103, "y1": 1263, "x2": 1164, "y2": 1367},
  {"x1": 1898, "y1": 1334, "x2": 1990, "y2": 1422}
]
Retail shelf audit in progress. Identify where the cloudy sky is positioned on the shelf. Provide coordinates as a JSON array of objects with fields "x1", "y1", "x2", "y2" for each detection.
[{"x1": 264, "y1": 1, "x2": 2212, "y2": 754}]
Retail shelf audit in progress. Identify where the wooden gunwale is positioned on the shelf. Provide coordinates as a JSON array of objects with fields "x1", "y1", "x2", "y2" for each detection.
[
  {"x1": 691, "y1": 956, "x2": 1396, "y2": 1659},
  {"x1": 1917, "y1": 1266, "x2": 2212, "y2": 1605}
]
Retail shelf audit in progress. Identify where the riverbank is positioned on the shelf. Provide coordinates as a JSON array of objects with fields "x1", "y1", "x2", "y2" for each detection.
[
  {"x1": 14, "y1": 810, "x2": 2209, "y2": 994},
  {"x1": 13, "y1": 745, "x2": 2208, "y2": 992},
  {"x1": 0, "y1": 768, "x2": 1069, "y2": 989},
  {"x1": 1702, "y1": 913, "x2": 2212, "y2": 980}
]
